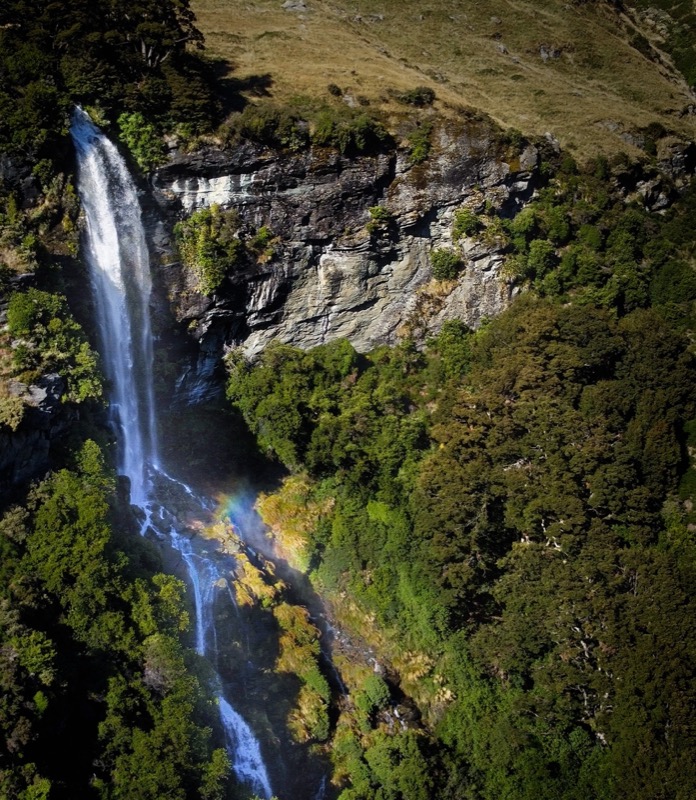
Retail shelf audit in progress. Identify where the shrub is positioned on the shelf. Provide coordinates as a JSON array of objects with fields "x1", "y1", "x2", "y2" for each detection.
[
  {"x1": 0, "y1": 387, "x2": 24, "y2": 431},
  {"x1": 6, "y1": 289, "x2": 102, "y2": 403},
  {"x1": 117, "y1": 112, "x2": 167, "y2": 172},
  {"x1": 174, "y1": 205, "x2": 242, "y2": 294},
  {"x1": 526, "y1": 239, "x2": 557, "y2": 279},
  {"x1": 232, "y1": 104, "x2": 309, "y2": 151},
  {"x1": 363, "y1": 674, "x2": 391, "y2": 711},
  {"x1": 367, "y1": 205, "x2": 393, "y2": 234},
  {"x1": 431, "y1": 248, "x2": 462, "y2": 281},
  {"x1": 407, "y1": 122, "x2": 432, "y2": 165},
  {"x1": 396, "y1": 86, "x2": 436, "y2": 107},
  {"x1": 578, "y1": 224, "x2": 603, "y2": 251},
  {"x1": 311, "y1": 107, "x2": 390, "y2": 154},
  {"x1": 453, "y1": 208, "x2": 482, "y2": 239},
  {"x1": 507, "y1": 207, "x2": 537, "y2": 245},
  {"x1": 248, "y1": 225, "x2": 276, "y2": 262}
]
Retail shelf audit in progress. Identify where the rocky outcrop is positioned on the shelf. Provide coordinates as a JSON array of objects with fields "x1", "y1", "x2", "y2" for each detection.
[
  {"x1": 0, "y1": 374, "x2": 77, "y2": 490},
  {"x1": 149, "y1": 118, "x2": 541, "y2": 375}
]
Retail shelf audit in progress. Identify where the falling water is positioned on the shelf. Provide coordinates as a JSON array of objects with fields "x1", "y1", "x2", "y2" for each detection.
[
  {"x1": 70, "y1": 109, "x2": 157, "y2": 505},
  {"x1": 71, "y1": 108, "x2": 272, "y2": 799}
]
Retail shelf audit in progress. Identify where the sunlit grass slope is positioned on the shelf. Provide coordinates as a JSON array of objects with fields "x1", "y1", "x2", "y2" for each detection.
[{"x1": 193, "y1": 0, "x2": 695, "y2": 157}]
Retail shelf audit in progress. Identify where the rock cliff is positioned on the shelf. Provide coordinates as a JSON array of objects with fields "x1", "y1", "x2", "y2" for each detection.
[
  {"x1": 144, "y1": 120, "x2": 695, "y2": 403},
  {"x1": 149, "y1": 118, "x2": 540, "y2": 385},
  {"x1": 0, "y1": 373, "x2": 76, "y2": 490}
]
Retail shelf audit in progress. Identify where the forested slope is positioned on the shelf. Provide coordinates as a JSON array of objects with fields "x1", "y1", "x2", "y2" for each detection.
[
  {"x1": 0, "y1": 444, "x2": 230, "y2": 799},
  {"x1": 228, "y1": 163, "x2": 696, "y2": 799}
]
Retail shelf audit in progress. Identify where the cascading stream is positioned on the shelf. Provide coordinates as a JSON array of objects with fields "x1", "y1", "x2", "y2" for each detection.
[{"x1": 71, "y1": 108, "x2": 272, "y2": 799}]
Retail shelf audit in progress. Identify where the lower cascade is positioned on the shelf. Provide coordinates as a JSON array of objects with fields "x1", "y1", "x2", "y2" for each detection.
[{"x1": 70, "y1": 108, "x2": 273, "y2": 799}]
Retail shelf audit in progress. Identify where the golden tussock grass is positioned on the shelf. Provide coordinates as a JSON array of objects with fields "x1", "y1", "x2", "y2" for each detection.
[{"x1": 192, "y1": 0, "x2": 696, "y2": 157}]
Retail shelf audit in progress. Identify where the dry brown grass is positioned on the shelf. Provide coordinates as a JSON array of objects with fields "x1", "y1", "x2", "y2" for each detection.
[{"x1": 192, "y1": 0, "x2": 695, "y2": 157}]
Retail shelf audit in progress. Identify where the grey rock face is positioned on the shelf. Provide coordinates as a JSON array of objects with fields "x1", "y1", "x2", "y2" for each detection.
[
  {"x1": 0, "y1": 374, "x2": 76, "y2": 489},
  {"x1": 150, "y1": 120, "x2": 538, "y2": 372}
]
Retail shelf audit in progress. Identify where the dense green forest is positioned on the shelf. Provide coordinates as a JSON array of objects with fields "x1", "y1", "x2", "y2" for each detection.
[
  {"x1": 0, "y1": 0, "x2": 218, "y2": 166},
  {"x1": 228, "y1": 166, "x2": 696, "y2": 799},
  {"x1": 0, "y1": 442, "x2": 231, "y2": 799}
]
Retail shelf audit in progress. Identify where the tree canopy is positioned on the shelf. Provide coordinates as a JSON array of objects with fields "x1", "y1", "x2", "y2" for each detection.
[
  {"x1": 229, "y1": 166, "x2": 696, "y2": 799},
  {"x1": 0, "y1": 0, "x2": 216, "y2": 162}
]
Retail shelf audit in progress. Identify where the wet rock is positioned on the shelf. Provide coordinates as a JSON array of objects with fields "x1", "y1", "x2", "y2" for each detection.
[{"x1": 394, "y1": 702, "x2": 420, "y2": 724}]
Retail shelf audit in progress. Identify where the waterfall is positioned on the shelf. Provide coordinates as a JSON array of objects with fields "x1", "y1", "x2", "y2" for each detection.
[
  {"x1": 71, "y1": 109, "x2": 158, "y2": 505},
  {"x1": 71, "y1": 108, "x2": 273, "y2": 799}
]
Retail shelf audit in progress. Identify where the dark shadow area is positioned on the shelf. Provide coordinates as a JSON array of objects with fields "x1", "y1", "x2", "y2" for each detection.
[
  {"x1": 207, "y1": 56, "x2": 275, "y2": 117},
  {"x1": 158, "y1": 403, "x2": 285, "y2": 492}
]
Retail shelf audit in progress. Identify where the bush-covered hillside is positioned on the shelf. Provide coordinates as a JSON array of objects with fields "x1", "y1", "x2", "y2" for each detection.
[
  {"x1": 192, "y1": 0, "x2": 696, "y2": 157},
  {"x1": 228, "y1": 165, "x2": 696, "y2": 799},
  {"x1": 0, "y1": 441, "x2": 231, "y2": 800}
]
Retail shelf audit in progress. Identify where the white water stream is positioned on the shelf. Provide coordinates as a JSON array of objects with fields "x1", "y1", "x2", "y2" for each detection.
[{"x1": 71, "y1": 108, "x2": 273, "y2": 799}]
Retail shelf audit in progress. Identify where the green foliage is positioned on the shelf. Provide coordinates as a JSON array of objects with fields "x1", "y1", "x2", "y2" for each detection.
[
  {"x1": 118, "y1": 112, "x2": 167, "y2": 172},
  {"x1": 248, "y1": 225, "x2": 276, "y2": 262},
  {"x1": 430, "y1": 320, "x2": 473, "y2": 379},
  {"x1": 312, "y1": 107, "x2": 390, "y2": 155},
  {"x1": 273, "y1": 603, "x2": 331, "y2": 742},
  {"x1": 394, "y1": 86, "x2": 436, "y2": 107},
  {"x1": 227, "y1": 103, "x2": 309, "y2": 150},
  {"x1": 361, "y1": 674, "x2": 390, "y2": 713},
  {"x1": 223, "y1": 100, "x2": 391, "y2": 156},
  {"x1": 453, "y1": 207, "x2": 482, "y2": 239},
  {"x1": 525, "y1": 238, "x2": 556, "y2": 279},
  {"x1": 0, "y1": 440, "x2": 226, "y2": 799},
  {"x1": 231, "y1": 174, "x2": 696, "y2": 798},
  {"x1": 174, "y1": 204, "x2": 242, "y2": 294},
  {"x1": 430, "y1": 248, "x2": 462, "y2": 281},
  {"x1": 337, "y1": 730, "x2": 433, "y2": 800},
  {"x1": 631, "y1": 0, "x2": 696, "y2": 87},
  {"x1": 366, "y1": 204, "x2": 393, "y2": 234},
  {"x1": 0, "y1": 0, "x2": 216, "y2": 162},
  {"x1": 7, "y1": 289, "x2": 102, "y2": 402},
  {"x1": 500, "y1": 167, "x2": 696, "y2": 321},
  {"x1": 406, "y1": 122, "x2": 432, "y2": 165},
  {"x1": 0, "y1": 388, "x2": 25, "y2": 431}
]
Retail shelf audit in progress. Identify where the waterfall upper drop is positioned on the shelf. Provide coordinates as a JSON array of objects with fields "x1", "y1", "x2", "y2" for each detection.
[
  {"x1": 70, "y1": 109, "x2": 273, "y2": 799},
  {"x1": 71, "y1": 108, "x2": 158, "y2": 506}
]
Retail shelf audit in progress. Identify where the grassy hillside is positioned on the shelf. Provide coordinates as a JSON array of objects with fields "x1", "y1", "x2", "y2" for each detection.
[{"x1": 192, "y1": 0, "x2": 695, "y2": 157}]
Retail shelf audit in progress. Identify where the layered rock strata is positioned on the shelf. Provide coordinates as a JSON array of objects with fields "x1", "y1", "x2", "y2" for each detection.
[{"x1": 150, "y1": 120, "x2": 540, "y2": 373}]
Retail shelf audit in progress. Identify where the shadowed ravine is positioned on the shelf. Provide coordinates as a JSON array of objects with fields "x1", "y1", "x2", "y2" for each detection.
[{"x1": 70, "y1": 108, "x2": 274, "y2": 799}]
